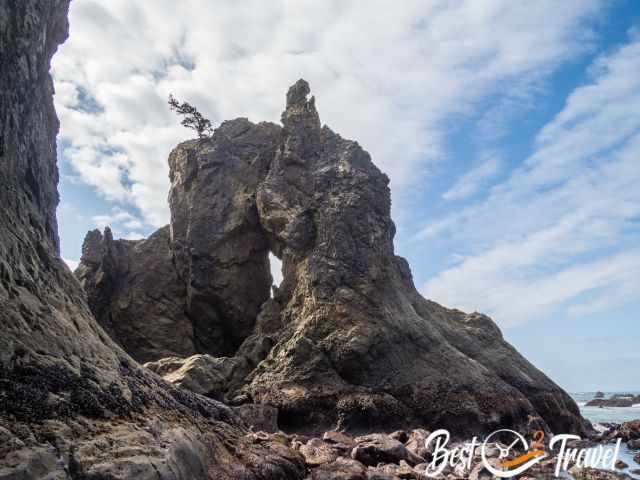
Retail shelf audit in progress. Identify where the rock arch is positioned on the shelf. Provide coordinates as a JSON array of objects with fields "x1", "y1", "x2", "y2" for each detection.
[{"x1": 78, "y1": 80, "x2": 590, "y2": 437}]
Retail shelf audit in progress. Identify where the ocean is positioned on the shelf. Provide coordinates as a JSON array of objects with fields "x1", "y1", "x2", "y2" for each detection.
[{"x1": 571, "y1": 392, "x2": 640, "y2": 478}]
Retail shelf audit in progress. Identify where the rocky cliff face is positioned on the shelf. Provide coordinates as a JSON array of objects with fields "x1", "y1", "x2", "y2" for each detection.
[
  {"x1": 79, "y1": 79, "x2": 591, "y2": 439},
  {"x1": 168, "y1": 119, "x2": 281, "y2": 357},
  {"x1": 0, "y1": 3, "x2": 305, "y2": 478}
]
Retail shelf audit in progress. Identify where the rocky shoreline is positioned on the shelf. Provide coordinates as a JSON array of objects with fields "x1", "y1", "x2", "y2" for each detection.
[{"x1": 220, "y1": 419, "x2": 640, "y2": 479}]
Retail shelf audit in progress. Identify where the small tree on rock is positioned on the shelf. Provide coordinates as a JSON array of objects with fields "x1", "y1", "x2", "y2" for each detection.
[{"x1": 168, "y1": 94, "x2": 214, "y2": 138}]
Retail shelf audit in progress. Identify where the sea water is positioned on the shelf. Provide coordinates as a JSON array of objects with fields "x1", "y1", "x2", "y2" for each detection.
[
  {"x1": 571, "y1": 392, "x2": 640, "y2": 479},
  {"x1": 572, "y1": 392, "x2": 640, "y2": 424}
]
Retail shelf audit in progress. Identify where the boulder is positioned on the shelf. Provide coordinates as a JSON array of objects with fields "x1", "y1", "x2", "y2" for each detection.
[
  {"x1": 365, "y1": 472, "x2": 398, "y2": 480},
  {"x1": 405, "y1": 429, "x2": 432, "y2": 459},
  {"x1": 324, "y1": 431, "x2": 356, "y2": 447},
  {"x1": 311, "y1": 457, "x2": 367, "y2": 480},
  {"x1": 144, "y1": 354, "x2": 249, "y2": 400},
  {"x1": 616, "y1": 460, "x2": 629, "y2": 470},
  {"x1": 619, "y1": 420, "x2": 640, "y2": 441},
  {"x1": 300, "y1": 438, "x2": 341, "y2": 467},
  {"x1": 0, "y1": 3, "x2": 304, "y2": 478},
  {"x1": 368, "y1": 460, "x2": 419, "y2": 479},
  {"x1": 389, "y1": 430, "x2": 409, "y2": 443},
  {"x1": 351, "y1": 433, "x2": 421, "y2": 466},
  {"x1": 570, "y1": 467, "x2": 632, "y2": 480},
  {"x1": 232, "y1": 403, "x2": 279, "y2": 433},
  {"x1": 467, "y1": 459, "x2": 500, "y2": 480},
  {"x1": 605, "y1": 421, "x2": 640, "y2": 442}
]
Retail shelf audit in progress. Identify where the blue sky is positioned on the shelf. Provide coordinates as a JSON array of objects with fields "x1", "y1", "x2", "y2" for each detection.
[{"x1": 53, "y1": 1, "x2": 639, "y2": 392}]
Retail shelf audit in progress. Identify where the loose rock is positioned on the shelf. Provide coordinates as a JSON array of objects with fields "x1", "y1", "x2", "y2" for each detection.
[
  {"x1": 351, "y1": 433, "x2": 420, "y2": 466},
  {"x1": 311, "y1": 457, "x2": 368, "y2": 480},
  {"x1": 300, "y1": 438, "x2": 341, "y2": 467}
]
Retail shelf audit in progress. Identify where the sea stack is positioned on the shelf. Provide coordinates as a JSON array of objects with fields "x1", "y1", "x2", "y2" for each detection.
[{"x1": 78, "y1": 79, "x2": 591, "y2": 437}]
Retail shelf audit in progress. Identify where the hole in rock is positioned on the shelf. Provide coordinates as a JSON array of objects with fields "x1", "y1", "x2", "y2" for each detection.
[{"x1": 269, "y1": 252, "x2": 283, "y2": 297}]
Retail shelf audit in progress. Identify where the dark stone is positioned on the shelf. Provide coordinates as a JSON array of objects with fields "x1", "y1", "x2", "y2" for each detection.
[
  {"x1": 587, "y1": 395, "x2": 640, "y2": 407},
  {"x1": 311, "y1": 457, "x2": 367, "y2": 480},
  {"x1": 0, "y1": 2, "x2": 305, "y2": 478},
  {"x1": 571, "y1": 467, "x2": 632, "y2": 480},
  {"x1": 232, "y1": 403, "x2": 279, "y2": 433},
  {"x1": 616, "y1": 460, "x2": 629, "y2": 470},
  {"x1": 75, "y1": 226, "x2": 196, "y2": 363}
]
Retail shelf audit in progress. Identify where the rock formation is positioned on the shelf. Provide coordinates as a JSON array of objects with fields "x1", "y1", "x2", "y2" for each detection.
[
  {"x1": 78, "y1": 78, "x2": 592, "y2": 439},
  {"x1": 587, "y1": 393, "x2": 640, "y2": 408},
  {"x1": 0, "y1": 2, "x2": 305, "y2": 478},
  {"x1": 168, "y1": 118, "x2": 281, "y2": 357},
  {"x1": 75, "y1": 225, "x2": 196, "y2": 362}
]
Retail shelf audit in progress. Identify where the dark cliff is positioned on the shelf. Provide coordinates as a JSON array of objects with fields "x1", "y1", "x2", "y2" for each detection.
[{"x1": 0, "y1": 3, "x2": 305, "y2": 478}]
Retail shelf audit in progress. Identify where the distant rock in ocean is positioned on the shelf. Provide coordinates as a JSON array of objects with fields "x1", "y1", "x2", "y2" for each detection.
[
  {"x1": 78, "y1": 79, "x2": 590, "y2": 438},
  {"x1": 587, "y1": 393, "x2": 640, "y2": 408}
]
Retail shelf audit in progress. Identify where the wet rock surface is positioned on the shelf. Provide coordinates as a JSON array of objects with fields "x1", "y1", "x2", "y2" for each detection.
[
  {"x1": 350, "y1": 433, "x2": 422, "y2": 467},
  {"x1": 571, "y1": 467, "x2": 632, "y2": 480},
  {"x1": 230, "y1": 424, "x2": 640, "y2": 480},
  {"x1": 601, "y1": 421, "x2": 640, "y2": 443},
  {"x1": 0, "y1": 2, "x2": 306, "y2": 478}
]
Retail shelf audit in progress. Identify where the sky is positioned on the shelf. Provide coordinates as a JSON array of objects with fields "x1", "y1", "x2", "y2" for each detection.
[{"x1": 52, "y1": 0, "x2": 640, "y2": 392}]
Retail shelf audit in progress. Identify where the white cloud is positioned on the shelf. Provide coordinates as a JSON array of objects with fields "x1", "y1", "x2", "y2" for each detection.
[
  {"x1": 53, "y1": 0, "x2": 603, "y2": 228},
  {"x1": 442, "y1": 152, "x2": 502, "y2": 201},
  {"x1": 421, "y1": 37, "x2": 640, "y2": 326},
  {"x1": 91, "y1": 207, "x2": 147, "y2": 241},
  {"x1": 269, "y1": 253, "x2": 283, "y2": 287},
  {"x1": 63, "y1": 258, "x2": 79, "y2": 271},
  {"x1": 122, "y1": 231, "x2": 146, "y2": 241}
]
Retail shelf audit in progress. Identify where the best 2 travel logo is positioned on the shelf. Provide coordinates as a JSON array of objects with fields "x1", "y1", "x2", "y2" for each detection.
[{"x1": 422, "y1": 429, "x2": 622, "y2": 478}]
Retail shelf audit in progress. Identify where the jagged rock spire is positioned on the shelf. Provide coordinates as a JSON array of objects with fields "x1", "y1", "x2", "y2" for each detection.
[{"x1": 280, "y1": 79, "x2": 321, "y2": 164}]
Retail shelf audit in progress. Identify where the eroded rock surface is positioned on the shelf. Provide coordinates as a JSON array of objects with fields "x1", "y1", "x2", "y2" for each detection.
[
  {"x1": 78, "y1": 79, "x2": 590, "y2": 437},
  {"x1": 0, "y1": 2, "x2": 304, "y2": 478},
  {"x1": 75, "y1": 225, "x2": 196, "y2": 363},
  {"x1": 144, "y1": 354, "x2": 249, "y2": 400},
  {"x1": 169, "y1": 119, "x2": 281, "y2": 357}
]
